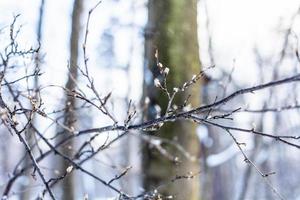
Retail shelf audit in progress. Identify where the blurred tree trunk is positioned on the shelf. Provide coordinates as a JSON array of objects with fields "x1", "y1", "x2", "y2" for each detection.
[
  {"x1": 58, "y1": 0, "x2": 83, "y2": 199},
  {"x1": 200, "y1": 81, "x2": 233, "y2": 200},
  {"x1": 143, "y1": 0, "x2": 201, "y2": 199},
  {"x1": 21, "y1": 1, "x2": 45, "y2": 199}
]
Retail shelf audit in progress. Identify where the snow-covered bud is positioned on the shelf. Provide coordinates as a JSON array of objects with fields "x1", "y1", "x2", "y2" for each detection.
[
  {"x1": 66, "y1": 166, "x2": 73, "y2": 173},
  {"x1": 154, "y1": 78, "x2": 161, "y2": 88},
  {"x1": 155, "y1": 50, "x2": 158, "y2": 58},
  {"x1": 164, "y1": 67, "x2": 170, "y2": 75},
  {"x1": 192, "y1": 74, "x2": 197, "y2": 81},
  {"x1": 158, "y1": 62, "x2": 163, "y2": 68},
  {"x1": 183, "y1": 104, "x2": 192, "y2": 112},
  {"x1": 173, "y1": 87, "x2": 179, "y2": 92},
  {"x1": 145, "y1": 96, "x2": 150, "y2": 104},
  {"x1": 251, "y1": 122, "x2": 256, "y2": 130}
]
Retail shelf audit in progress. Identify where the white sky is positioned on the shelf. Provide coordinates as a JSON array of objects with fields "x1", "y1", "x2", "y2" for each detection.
[{"x1": 199, "y1": 0, "x2": 300, "y2": 84}]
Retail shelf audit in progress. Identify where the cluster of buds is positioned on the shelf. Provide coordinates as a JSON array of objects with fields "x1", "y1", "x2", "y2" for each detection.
[
  {"x1": 153, "y1": 50, "x2": 171, "y2": 92},
  {"x1": 157, "y1": 63, "x2": 169, "y2": 77},
  {"x1": 155, "y1": 49, "x2": 170, "y2": 77},
  {"x1": 180, "y1": 73, "x2": 201, "y2": 91}
]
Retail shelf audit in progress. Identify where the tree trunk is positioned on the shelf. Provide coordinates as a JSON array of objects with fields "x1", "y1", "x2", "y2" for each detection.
[
  {"x1": 143, "y1": 0, "x2": 201, "y2": 199},
  {"x1": 21, "y1": 1, "x2": 45, "y2": 199},
  {"x1": 59, "y1": 0, "x2": 83, "y2": 199}
]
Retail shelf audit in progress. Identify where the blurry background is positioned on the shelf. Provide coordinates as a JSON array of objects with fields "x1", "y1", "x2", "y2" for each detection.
[{"x1": 0, "y1": 0, "x2": 300, "y2": 199}]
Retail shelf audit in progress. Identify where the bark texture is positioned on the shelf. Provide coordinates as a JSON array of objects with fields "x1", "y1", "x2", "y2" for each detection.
[{"x1": 143, "y1": 0, "x2": 201, "y2": 199}]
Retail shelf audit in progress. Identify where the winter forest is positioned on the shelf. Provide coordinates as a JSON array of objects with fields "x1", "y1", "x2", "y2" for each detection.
[{"x1": 0, "y1": 0, "x2": 300, "y2": 199}]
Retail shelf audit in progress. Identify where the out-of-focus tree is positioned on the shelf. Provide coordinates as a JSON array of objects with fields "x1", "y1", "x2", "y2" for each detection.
[
  {"x1": 21, "y1": 1, "x2": 45, "y2": 200},
  {"x1": 143, "y1": 0, "x2": 201, "y2": 199},
  {"x1": 57, "y1": 0, "x2": 83, "y2": 199}
]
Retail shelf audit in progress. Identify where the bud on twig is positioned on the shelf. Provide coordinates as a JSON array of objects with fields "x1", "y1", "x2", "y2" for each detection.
[{"x1": 154, "y1": 78, "x2": 162, "y2": 88}]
